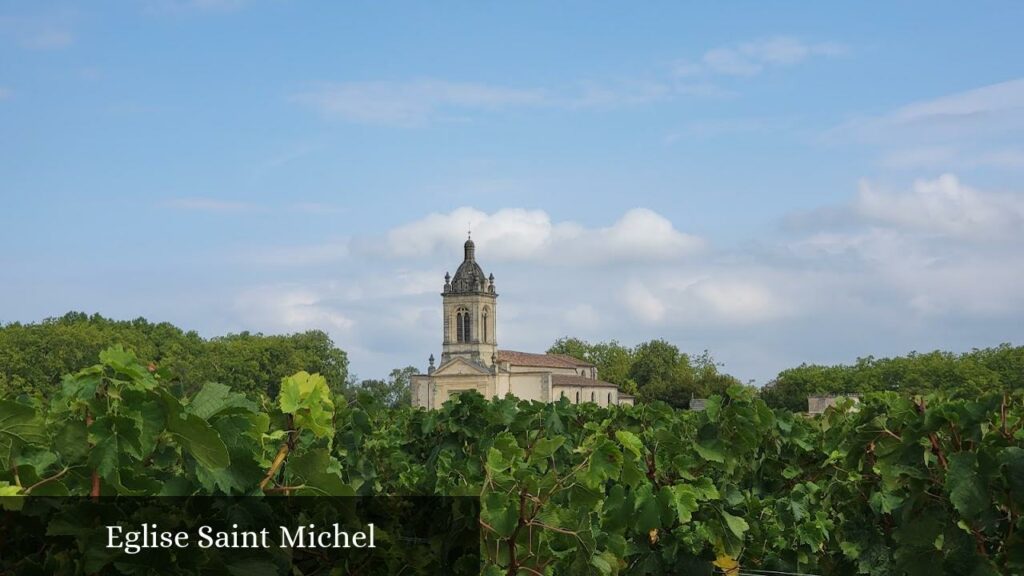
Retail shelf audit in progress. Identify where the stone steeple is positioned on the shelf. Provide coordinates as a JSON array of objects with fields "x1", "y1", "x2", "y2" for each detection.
[{"x1": 441, "y1": 234, "x2": 497, "y2": 366}]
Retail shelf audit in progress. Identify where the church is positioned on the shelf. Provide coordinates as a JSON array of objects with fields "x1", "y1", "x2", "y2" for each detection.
[{"x1": 410, "y1": 236, "x2": 635, "y2": 409}]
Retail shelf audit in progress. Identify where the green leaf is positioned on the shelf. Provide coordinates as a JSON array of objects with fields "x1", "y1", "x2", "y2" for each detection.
[
  {"x1": 721, "y1": 510, "x2": 749, "y2": 539},
  {"x1": 1000, "y1": 447, "x2": 1024, "y2": 495},
  {"x1": 0, "y1": 400, "x2": 47, "y2": 469},
  {"x1": 694, "y1": 439, "x2": 726, "y2": 463},
  {"x1": 672, "y1": 484, "x2": 700, "y2": 523},
  {"x1": 0, "y1": 481, "x2": 23, "y2": 511},
  {"x1": 615, "y1": 430, "x2": 643, "y2": 458},
  {"x1": 633, "y1": 484, "x2": 661, "y2": 532},
  {"x1": 288, "y1": 448, "x2": 352, "y2": 496},
  {"x1": 704, "y1": 396, "x2": 723, "y2": 421},
  {"x1": 187, "y1": 381, "x2": 256, "y2": 420},
  {"x1": 98, "y1": 345, "x2": 153, "y2": 385},
  {"x1": 171, "y1": 412, "x2": 231, "y2": 470},
  {"x1": 279, "y1": 371, "x2": 335, "y2": 439},
  {"x1": 482, "y1": 491, "x2": 518, "y2": 537},
  {"x1": 946, "y1": 452, "x2": 988, "y2": 521},
  {"x1": 532, "y1": 436, "x2": 565, "y2": 458},
  {"x1": 161, "y1": 390, "x2": 230, "y2": 469},
  {"x1": 87, "y1": 415, "x2": 147, "y2": 495},
  {"x1": 590, "y1": 551, "x2": 616, "y2": 576},
  {"x1": 581, "y1": 438, "x2": 622, "y2": 489}
]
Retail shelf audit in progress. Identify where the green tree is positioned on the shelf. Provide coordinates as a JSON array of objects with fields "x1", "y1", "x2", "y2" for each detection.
[
  {"x1": 630, "y1": 339, "x2": 695, "y2": 408},
  {"x1": 691, "y1": 350, "x2": 743, "y2": 397},
  {"x1": 547, "y1": 337, "x2": 637, "y2": 391},
  {"x1": 355, "y1": 366, "x2": 417, "y2": 408},
  {"x1": 0, "y1": 312, "x2": 349, "y2": 397},
  {"x1": 546, "y1": 336, "x2": 591, "y2": 361}
]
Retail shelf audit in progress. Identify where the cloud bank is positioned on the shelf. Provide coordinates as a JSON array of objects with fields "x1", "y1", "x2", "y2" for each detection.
[{"x1": 229, "y1": 173, "x2": 1024, "y2": 383}]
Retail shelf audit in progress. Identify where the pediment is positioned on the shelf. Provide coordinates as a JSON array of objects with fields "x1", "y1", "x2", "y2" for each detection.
[{"x1": 433, "y1": 357, "x2": 491, "y2": 376}]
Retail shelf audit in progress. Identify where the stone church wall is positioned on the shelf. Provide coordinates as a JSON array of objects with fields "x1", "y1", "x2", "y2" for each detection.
[{"x1": 508, "y1": 373, "x2": 548, "y2": 402}]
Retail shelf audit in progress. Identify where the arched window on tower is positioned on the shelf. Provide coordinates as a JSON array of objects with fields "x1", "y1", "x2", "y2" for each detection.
[
  {"x1": 482, "y1": 308, "x2": 489, "y2": 343},
  {"x1": 456, "y1": 307, "x2": 470, "y2": 343},
  {"x1": 607, "y1": 392, "x2": 612, "y2": 405},
  {"x1": 591, "y1": 391, "x2": 595, "y2": 403},
  {"x1": 575, "y1": 391, "x2": 580, "y2": 404}
]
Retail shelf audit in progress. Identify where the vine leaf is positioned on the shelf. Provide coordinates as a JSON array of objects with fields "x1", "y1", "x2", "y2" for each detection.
[
  {"x1": 0, "y1": 400, "x2": 46, "y2": 469},
  {"x1": 160, "y1": 390, "x2": 230, "y2": 470},
  {"x1": 279, "y1": 372, "x2": 335, "y2": 440},
  {"x1": 946, "y1": 452, "x2": 988, "y2": 521}
]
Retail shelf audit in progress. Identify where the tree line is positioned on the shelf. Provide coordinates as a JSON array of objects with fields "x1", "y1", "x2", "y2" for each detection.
[
  {"x1": 0, "y1": 312, "x2": 349, "y2": 398},
  {"x1": 3, "y1": 313, "x2": 1023, "y2": 412},
  {"x1": 549, "y1": 336, "x2": 1024, "y2": 411}
]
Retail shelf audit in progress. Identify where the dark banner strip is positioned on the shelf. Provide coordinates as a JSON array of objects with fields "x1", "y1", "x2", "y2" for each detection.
[{"x1": 0, "y1": 496, "x2": 480, "y2": 575}]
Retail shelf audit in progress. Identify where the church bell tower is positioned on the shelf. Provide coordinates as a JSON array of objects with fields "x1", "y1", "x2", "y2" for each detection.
[{"x1": 440, "y1": 235, "x2": 497, "y2": 367}]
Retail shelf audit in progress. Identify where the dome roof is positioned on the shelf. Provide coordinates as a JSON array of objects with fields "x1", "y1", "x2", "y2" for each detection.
[
  {"x1": 448, "y1": 236, "x2": 490, "y2": 293},
  {"x1": 450, "y1": 259, "x2": 486, "y2": 293}
]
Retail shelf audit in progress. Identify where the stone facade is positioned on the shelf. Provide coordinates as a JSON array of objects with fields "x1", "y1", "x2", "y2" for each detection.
[
  {"x1": 411, "y1": 237, "x2": 634, "y2": 409},
  {"x1": 807, "y1": 394, "x2": 860, "y2": 415}
]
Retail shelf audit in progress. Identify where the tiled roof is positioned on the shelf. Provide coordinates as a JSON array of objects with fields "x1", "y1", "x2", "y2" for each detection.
[
  {"x1": 495, "y1": 350, "x2": 585, "y2": 369},
  {"x1": 550, "y1": 354, "x2": 595, "y2": 367},
  {"x1": 550, "y1": 374, "x2": 620, "y2": 389}
]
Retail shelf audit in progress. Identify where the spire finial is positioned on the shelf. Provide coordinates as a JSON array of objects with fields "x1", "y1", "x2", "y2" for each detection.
[{"x1": 463, "y1": 229, "x2": 476, "y2": 261}]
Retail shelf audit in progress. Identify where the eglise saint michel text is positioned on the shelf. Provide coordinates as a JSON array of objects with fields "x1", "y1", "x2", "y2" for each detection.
[{"x1": 106, "y1": 523, "x2": 376, "y2": 555}]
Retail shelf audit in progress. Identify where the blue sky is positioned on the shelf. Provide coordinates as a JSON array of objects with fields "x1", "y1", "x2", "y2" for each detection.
[{"x1": 2, "y1": 1, "x2": 1023, "y2": 383}]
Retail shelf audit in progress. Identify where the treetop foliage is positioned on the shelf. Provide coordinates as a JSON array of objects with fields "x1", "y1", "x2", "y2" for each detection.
[
  {"x1": 547, "y1": 337, "x2": 744, "y2": 409},
  {"x1": 550, "y1": 336, "x2": 1024, "y2": 413},
  {"x1": 0, "y1": 312, "x2": 349, "y2": 398},
  {"x1": 760, "y1": 345, "x2": 1024, "y2": 412}
]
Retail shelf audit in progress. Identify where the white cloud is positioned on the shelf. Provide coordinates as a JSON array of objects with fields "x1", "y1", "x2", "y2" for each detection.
[
  {"x1": 676, "y1": 36, "x2": 846, "y2": 78},
  {"x1": 143, "y1": 0, "x2": 248, "y2": 13},
  {"x1": 879, "y1": 147, "x2": 957, "y2": 170},
  {"x1": 855, "y1": 174, "x2": 1024, "y2": 240},
  {"x1": 563, "y1": 303, "x2": 600, "y2": 331},
  {"x1": 225, "y1": 175, "x2": 1023, "y2": 382},
  {"x1": 624, "y1": 274, "x2": 791, "y2": 327},
  {"x1": 234, "y1": 285, "x2": 354, "y2": 333},
  {"x1": 624, "y1": 282, "x2": 666, "y2": 323},
  {"x1": 838, "y1": 79, "x2": 1024, "y2": 171},
  {"x1": 975, "y1": 148, "x2": 1024, "y2": 169},
  {"x1": 165, "y1": 197, "x2": 261, "y2": 213},
  {"x1": 382, "y1": 207, "x2": 704, "y2": 263},
  {"x1": 293, "y1": 80, "x2": 548, "y2": 126},
  {"x1": 0, "y1": 12, "x2": 76, "y2": 50},
  {"x1": 289, "y1": 202, "x2": 346, "y2": 215},
  {"x1": 249, "y1": 242, "x2": 350, "y2": 267},
  {"x1": 293, "y1": 37, "x2": 844, "y2": 126},
  {"x1": 691, "y1": 279, "x2": 790, "y2": 322},
  {"x1": 887, "y1": 78, "x2": 1024, "y2": 128},
  {"x1": 22, "y1": 28, "x2": 73, "y2": 49}
]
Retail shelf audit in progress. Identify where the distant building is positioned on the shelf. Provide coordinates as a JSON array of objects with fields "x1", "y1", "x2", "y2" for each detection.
[
  {"x1": 807, "y1": 394, "x2": 860, "y2": 415},
  {"x1": 689, "y1": 398, "x2": 708, "y2": 411},
  {"x1": 411, "y1": 236, "x2": 635, "y2": 409}
]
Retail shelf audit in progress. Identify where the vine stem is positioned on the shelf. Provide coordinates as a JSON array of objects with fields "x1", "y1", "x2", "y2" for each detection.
[
  {"x1": 86, "y1": 410, "x2": 100, "y2": 499},
  {"x1": 1001, "y1": 394, "x2": 1009, "y2": 439},
  {"x1": 918, "y1": 397, "x2": 949, "y2": 470},
  {"x1": 23, "y1": 467, "x2": 69, "y2": 495},
  {"x1": 259, "y1": 441, "x2": 291, "y2": 491},
  {"x1": 260, "y1": 415, "x2": 296, "y2": 492}
]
